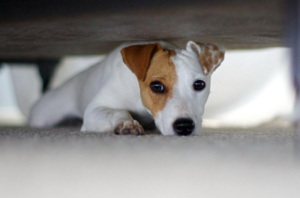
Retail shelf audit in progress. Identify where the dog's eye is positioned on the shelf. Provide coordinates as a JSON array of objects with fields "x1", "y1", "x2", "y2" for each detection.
[
  {"x1": 150, "y1": 81, "x2": 165, "y2": 93},
  {"x1": 193, "y1": 80, "x2": 206, "y2": 91}
]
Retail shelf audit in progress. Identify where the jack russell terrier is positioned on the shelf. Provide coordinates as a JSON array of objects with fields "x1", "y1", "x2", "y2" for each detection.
[{"x1": 29, "y1": 41, "x2": 225, "y2": 136}]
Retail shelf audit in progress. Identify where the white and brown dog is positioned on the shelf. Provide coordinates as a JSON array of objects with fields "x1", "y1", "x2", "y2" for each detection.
[{"x1": 29, "y1": 41, "x2": 225, "y2": 136}]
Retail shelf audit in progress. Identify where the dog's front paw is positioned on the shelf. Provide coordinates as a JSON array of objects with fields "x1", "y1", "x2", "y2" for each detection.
[{"x1": 114, "y1": 120, "x2": 144, "y2": 135}]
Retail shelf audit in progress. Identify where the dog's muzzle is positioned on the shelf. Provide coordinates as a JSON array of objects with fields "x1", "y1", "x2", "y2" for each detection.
[{"x1": 173, "y1": 118, "x2": 195, "y2": 136}]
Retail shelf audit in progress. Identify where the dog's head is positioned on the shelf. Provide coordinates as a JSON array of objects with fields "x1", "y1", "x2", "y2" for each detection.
[{"x1": 121, "y1": 41, "x2": 225, "y2": 136}]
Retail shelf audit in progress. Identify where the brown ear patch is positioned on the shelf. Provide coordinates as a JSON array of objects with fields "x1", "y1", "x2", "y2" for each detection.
[
  {"x1": 121, "y1": 43, "x2": 162, "y2": 81},
  {"x1": 197, "y1": 42, "x2": 225, "y2": 75}
]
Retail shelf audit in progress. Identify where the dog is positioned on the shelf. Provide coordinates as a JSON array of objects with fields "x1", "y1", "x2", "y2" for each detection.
[{"x1": 29, "y1": 41, "x2": 225, "y2": 136}]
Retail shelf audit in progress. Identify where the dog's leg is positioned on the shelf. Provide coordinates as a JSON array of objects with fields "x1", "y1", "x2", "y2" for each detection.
[{"x1": 82, "y1": 107, "x2": 144, "y2": 135}]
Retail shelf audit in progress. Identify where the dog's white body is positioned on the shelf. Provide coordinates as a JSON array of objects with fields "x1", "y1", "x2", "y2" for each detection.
[{"x1": 30, "y1": 41, "x2": 225, "y2": 135}]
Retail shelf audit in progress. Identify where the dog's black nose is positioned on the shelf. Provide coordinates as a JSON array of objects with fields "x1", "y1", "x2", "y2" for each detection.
[{"x1": 173, "y1": 118, "x2": 195, "y2": 136}]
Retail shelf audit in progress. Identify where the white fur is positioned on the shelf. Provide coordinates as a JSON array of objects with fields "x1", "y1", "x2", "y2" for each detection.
[
  {"x1": 29, "y1": 41, "x2": 221, "y2": 135},
  {"x1": 154, "y1": 46, "x2": 211, "y2": 135}
]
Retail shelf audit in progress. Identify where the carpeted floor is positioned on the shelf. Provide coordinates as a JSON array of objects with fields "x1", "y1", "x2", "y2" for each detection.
[{"x1": 0, "y1": 126, "x2": 299, "y2": 198}]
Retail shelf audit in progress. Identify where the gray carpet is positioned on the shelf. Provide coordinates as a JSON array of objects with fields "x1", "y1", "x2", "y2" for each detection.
[{"x1": 0, "y1": 126, "x2": 299, "y2": 198}]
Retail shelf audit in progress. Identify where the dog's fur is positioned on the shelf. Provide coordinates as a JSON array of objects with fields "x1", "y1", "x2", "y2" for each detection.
[{"x1": 29, "y1": 41, "x2": 225, "y2": 135}]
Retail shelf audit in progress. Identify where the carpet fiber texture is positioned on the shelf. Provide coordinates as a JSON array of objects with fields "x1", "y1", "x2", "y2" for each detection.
[{"x1": 0, "y1": 126, "x2": 299, "y2": 198}]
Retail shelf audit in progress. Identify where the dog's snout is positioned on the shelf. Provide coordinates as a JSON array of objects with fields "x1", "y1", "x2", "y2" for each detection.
[{"x1": 173, "y1": 118, "x2": 195, "y2": 136}]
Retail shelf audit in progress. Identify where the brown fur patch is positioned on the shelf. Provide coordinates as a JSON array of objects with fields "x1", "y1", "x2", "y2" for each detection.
[
  {"x1": 213, "y1": 57, "x2": 219, "y2": 65},
  {"x1": 121, "y1": 43, "x2": 162, "y2": 81},
  {"x1": 218, "y1": 52, "x2": 225, "y2": 59},
  {"x1": 138, "y1": 49, "x2": 177, "y2": 117},
  {"x1": 196, "y1": 42, "x2": 225, "y2": 75},
  {"x1": 212, "y1": 45, "x2": 219, "y2": 51}
]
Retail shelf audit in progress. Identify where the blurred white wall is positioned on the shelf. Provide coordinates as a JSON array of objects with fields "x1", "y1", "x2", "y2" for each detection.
[
  {"x1": 10, "y1": 64, "x2": 41, "y2": 119},
  {"x1": 49, "y1": 56, "x2": 105, "y2": 89},
  {"x1": 203, "y1": 48, "x2": 294, "y2": 127},
  {"x1": 0, "y1": 48, "x2": 295, "y2": 127},
  {"x1": 0, "y1": 65, "x2": 27, "y2": 125}
]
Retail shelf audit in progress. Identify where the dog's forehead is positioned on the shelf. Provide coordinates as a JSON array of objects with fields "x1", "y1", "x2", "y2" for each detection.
[
  {"x1": 172, "y1": 49, "x2": 206, "y2": 78},
  {"x1": 146, "y1": 49, "x2": 176, "y2": 79}
]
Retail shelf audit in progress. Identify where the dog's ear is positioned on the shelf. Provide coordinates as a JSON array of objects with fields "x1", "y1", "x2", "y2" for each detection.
[
  {"x1": 121, "y1": 43, "x2": 163, "y2": 81},
  {"x1": 186, "y1": 41, "x2": 225, "y2": 76}
]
